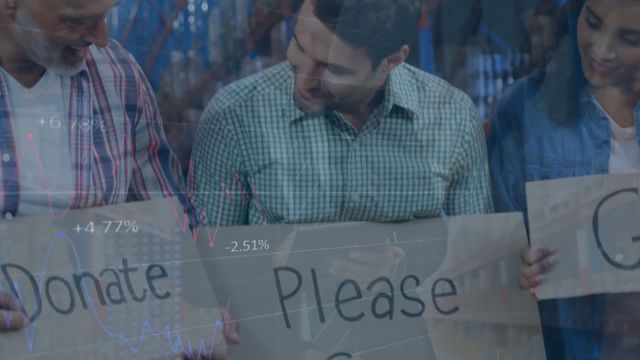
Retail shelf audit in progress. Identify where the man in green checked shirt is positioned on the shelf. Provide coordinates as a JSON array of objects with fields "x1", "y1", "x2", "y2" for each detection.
[{"x1": 190, "y1": 0, "x2": 492, "y2": 286}]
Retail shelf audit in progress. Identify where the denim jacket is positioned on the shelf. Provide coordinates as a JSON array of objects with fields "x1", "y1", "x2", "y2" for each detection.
[{"x1": 488, "y1": 73, "x2": 640, "y2": 360}]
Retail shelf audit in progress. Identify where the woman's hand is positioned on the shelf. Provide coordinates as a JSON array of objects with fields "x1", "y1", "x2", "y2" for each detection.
[{"x1": 519, "y1": 247, "x2": 558, "y2": 294}]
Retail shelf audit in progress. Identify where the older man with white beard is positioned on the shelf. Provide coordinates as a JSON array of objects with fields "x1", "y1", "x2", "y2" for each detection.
[{"x1": 0, "y1": 0, "x2": 238, "y2": 358}]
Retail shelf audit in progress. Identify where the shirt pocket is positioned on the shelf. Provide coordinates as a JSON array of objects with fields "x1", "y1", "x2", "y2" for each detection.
[
  {"x1": 249, "y1": 159, "x2": 338, "y2": 224},
  {"x1": 368, "y1": 172, "x2": 447, "y2": 221}
]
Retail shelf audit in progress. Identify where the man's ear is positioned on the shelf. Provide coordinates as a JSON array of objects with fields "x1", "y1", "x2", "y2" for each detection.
[{"x1": 381, "y1": 45, "x2": 410, "y2": 73}]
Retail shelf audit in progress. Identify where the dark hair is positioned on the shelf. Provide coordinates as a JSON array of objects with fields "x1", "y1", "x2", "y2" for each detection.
[
  {"x1": 535, "y1": 0, "x2": 587, "y2": 124},
  {"x1": 312, "y1": 0, "x2": 422, "y2": 66}
]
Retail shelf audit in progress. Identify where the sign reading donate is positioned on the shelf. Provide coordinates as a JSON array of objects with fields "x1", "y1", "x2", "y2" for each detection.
[
  {"x1": 527, "y1": 174, "x2": 640, "y2": 299},
  {"x1": 0, "y1": 198, "x2": 226, "y2": 360},
  {"x1": 196, "y1": 213, "x2": 546, "y2": 359}
]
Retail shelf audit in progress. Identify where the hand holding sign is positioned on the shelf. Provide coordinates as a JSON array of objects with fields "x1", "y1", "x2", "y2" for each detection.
[
  {"x1": 329, "y1": 239, "x2": 406, "y2": 290},
  {"x1": 0, "y1": 291, "x2": 28, "y2": 332},
  {"x1": 527, "y1": 174, "x2": 640, "y2": 299},
  {"x1": 518, "y1": 247, "x2": 558, "y2": 292},
  {"x1": 0, "y1": 198, "x2": 232, "y2": 359},
  {"x1": 221, "y1": 307, "x2": 241, "y2": 345}
]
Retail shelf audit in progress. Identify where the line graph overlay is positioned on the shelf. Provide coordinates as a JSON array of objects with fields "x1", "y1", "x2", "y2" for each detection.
[{"x1": 0, "y1": 198, "x2": 227, "y2": 359}]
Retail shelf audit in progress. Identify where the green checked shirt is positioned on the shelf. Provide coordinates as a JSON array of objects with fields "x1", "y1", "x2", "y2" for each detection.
[{"x1": 190, "y1": 62, "x2": 492, "y2": 227}]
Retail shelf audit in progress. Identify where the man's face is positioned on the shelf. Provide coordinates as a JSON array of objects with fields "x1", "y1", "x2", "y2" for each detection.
[
  {"x1": 577, "y1": 0, "x2": 640, "y2": 91},
  {"x1": 286, "y1": 0, "x2": 387, "y2": 115},
  {"x1": 10, "y1": 0, "x2": 116, "y2": 75}
]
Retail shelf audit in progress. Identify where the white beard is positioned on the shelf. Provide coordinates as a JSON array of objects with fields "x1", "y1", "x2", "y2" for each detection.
[{"x1": 11, "y1": 9, "x2": 85, "y2": 77}]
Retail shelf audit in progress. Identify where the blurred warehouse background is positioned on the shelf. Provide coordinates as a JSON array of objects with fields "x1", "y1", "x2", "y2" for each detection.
[{"x1": 106, "y1": 0, "x2": 569, "y2": 172}]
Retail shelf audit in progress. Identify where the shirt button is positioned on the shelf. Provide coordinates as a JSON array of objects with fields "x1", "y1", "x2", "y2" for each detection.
[
  {"x1": 2, "y1": 154, "x2": 10, "y2": 162},
  {"x1": 352, "y1": 141, "x2": 359, "y2": 151},
  {"x1": 350, "y1": 193, "x2": 360, "y2": 203}
]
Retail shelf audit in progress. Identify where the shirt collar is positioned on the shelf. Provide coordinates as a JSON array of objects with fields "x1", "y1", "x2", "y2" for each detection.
[
  {"x1": 579, "y1": 86, "x2": 592, "y2": 106},
  {"x1": 383, "y1": 64, "x2": 420, "y2": 116},
  {"x1": 283, "y1": 67, "x2": 308, "y2": 123},
  {"x1": 67, "y1": 44, "x2": 94, "y2": 78},
  {"x1": 285, "y1": 63, "x2": 420, "y2": 123},
  {"x1": 75, "y1": 61, "x2": 90, "y2": 78},
  {"x1": 66, "y1": 50, "x2": 91, "y2": 79}
]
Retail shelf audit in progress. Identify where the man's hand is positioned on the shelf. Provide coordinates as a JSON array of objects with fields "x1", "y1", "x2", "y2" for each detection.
[
  {"x1": 519, "y1": 247, "x2": 558, "y2": 294},
  {"x1": 220, "y1": 306, "x2": 240, "y2": 346},
  {"x1": 330, "y1": 239, "x2": 406, "y2": 290},
  {"x1": 0, "y1": 291, "x2": 28, "y2": 332},
  {"x1": 174, "y1": 307, "x2": 239, "y2": 360}
]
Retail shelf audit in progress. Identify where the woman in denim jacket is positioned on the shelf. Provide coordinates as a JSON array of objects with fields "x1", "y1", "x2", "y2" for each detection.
[{"x1": 489, "y1": 0, "x2": 640, "y2": 358}]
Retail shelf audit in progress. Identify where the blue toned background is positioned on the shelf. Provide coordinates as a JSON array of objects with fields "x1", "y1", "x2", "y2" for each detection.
[{"x1": 105, "y1": 0, "x2": 550, "y2": 168}]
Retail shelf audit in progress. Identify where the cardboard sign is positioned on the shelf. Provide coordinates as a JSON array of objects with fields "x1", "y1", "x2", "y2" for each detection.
[
  {"x1": 196, "y1": 213, "x2": 546, "y2": 360},
  {"x1": 527, "y1": 174, "x2": 640, "y2": 300},
  {"x1": 0, "y1": 198, "x2": 225, "y2": 360},
  {"x1": 421, "y1": 213, "x2": 546, "y2": 360}
]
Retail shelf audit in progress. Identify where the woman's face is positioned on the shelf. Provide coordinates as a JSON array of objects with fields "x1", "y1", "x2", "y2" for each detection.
[{"x1": 577, "y1": 0, "x2": 640, "y2": 92}]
